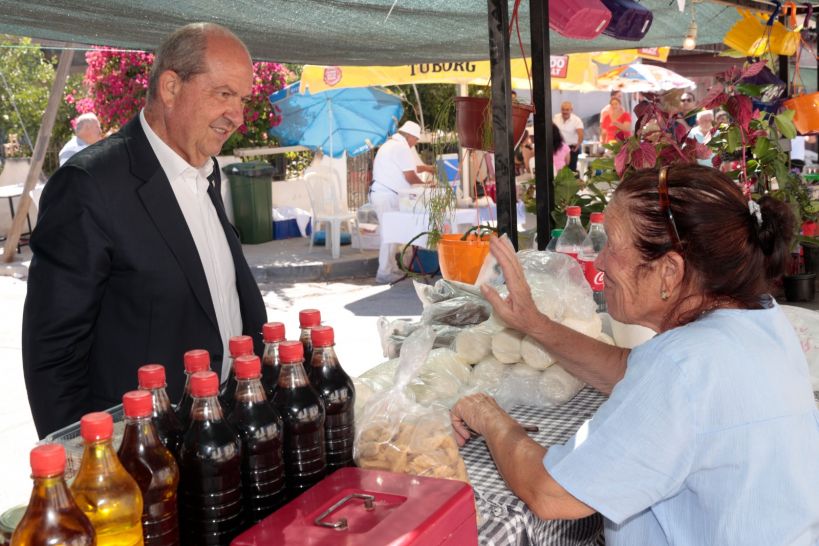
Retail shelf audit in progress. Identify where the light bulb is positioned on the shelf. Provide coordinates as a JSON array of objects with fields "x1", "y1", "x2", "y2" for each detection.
[{"x1": 682, "y1": 20, "x2": 697, "y2": 50}]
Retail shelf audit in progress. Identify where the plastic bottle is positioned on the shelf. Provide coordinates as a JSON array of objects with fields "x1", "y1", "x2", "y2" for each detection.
[
  {"x1": 270, "y1": 341, "x2": 327, "y2": 499},
  {"x1": 578, "y1": 212, "x2": 607, "y2": 313},
  {"x1": 138, "y1": 364, "x2": 185, "y2": 458},
  {"x1": 219, "y1": 335, "x2": 255, "y2": 416},
  {"x1": 298, "y1": 309, "x2": 321, "y2": 367},
  {"x1": 175, "y1": 349, "x2": 211, "y2": 429},
  {"x1": 307, "y1": 326, "x2": 355, "y2": 471},
  {"x1": 555, "y1": 206, "x2": 587, "y2": 261},
  {"x1": 261, "y1": 322, "x2": 286, "y2": 398},
  {"x1": 11, "y1": 444, "x2": 95, "y2": 546},
  {"x1": 118, "y1": 390, "x2": 180, "y2": 546},
  {"x1": 545, "y1": 228, "x2": 563, "y2": 252},
  {"x1": 178, "y1": 371, "x2": 244, "y2": 545},
  {"x1": 70, "y1": 412, "x2": 144, "y2": 546},
  {"x1": 227, "y1": 355, "x2": 286, "y2": 523}
]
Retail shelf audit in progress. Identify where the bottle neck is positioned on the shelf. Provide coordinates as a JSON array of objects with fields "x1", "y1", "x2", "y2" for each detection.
[
  {"x1": 589, "y1": 223, "x2": 604, "y2": 233},
  {"x1": 29, "y1": 475, "x2": 75, "y2": 510},
  {"x1": 565, "y1": 216, "x2": 582, "y2": 228},
  {"x1": 121, "y1": 415, "x2": 163, "y2": 447},
  {"x1": 234, "y1": 377, "x2": 267, "y2": 404},
  {"x1": 310, "y1": 344, "x2": 338, "y2": 368},
  {"x1": 190, "y1": 395, "x2": 225, "y2": 422},
  {"x1": 80, "y1": 438, "x2": 121, "y2": 474},
  {"x1": 263, "y1": 341, "x2": 281, "y2": 365},
  {"x1": 278, "y1": 360, "x2": 310, "y2": 388},
  {"x1": 146, "y1": 386, "x2": 174, "y2": 415}
]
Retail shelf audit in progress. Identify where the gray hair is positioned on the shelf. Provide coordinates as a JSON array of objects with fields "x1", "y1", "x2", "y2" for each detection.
[
  {"x1": 147, "y1": 23, "x2": 248, "y2": 102},
  {"x1": 74, "y1": 112, "x2": 99, "y2": 133}
]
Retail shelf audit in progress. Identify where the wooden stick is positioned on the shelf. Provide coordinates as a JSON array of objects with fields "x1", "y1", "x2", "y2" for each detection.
[{"x1": 3, "y1": 46, "x2": 74, "y2": 262}]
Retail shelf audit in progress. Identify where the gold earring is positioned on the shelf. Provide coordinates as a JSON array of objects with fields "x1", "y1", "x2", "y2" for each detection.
[{"x1": 660, "y1": 290, "x2": 670, "y2": 301}]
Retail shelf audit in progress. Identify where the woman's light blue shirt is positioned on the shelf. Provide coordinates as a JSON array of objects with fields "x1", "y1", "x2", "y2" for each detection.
[{"x1": 544, "y1": 303, "x2": 819, "y2": 545}]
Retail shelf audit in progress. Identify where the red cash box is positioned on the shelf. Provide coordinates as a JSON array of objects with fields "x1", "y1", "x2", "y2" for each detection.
[{"x1": 232, "y1": 467, "x2": 478, "y2": 545}]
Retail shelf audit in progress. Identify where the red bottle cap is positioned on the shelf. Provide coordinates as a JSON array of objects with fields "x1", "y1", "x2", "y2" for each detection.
[
  {"x1": 566, "y1": 206, "x2": 581, "y2": 217},
  {"x1": 234, "y1": 354, "x2": 262, "y2": 379},
  {"x1": 138, "y1": 364, "x2": 166, "y2": 389},
  {"x1": 311, "y1": 325, "x2": 334, "y2": 347},
  {"x1": 184, "y1": 349, "x2": 211, "y2": 373},
  {"x1": 190, "y1": 371, "x2": 219, "y2": 397},
  {"x1": 299, "y1": 309, "x2": 321, "y2": 328},
  {"x1": 30, "y1": 444, "x2": 66, "y2": 477},
  {"x1": 80, "y1": 412, "x2": 113, "y2": 442},
  {"x1": 229, "y1": 335, "x2": 254, "y2": 357},
  {"x1": 278, "y1": 340, "x2": 304, "y2": 363},
  {"x1": 122, "y1": 390, "x2": 153, "y2": 418},
  {"x1": 262, "y1": 322, "x2": 285, "y2": 343},
  {"x1": 590, "y1": 212, "x2": 604, "y2": 223}
]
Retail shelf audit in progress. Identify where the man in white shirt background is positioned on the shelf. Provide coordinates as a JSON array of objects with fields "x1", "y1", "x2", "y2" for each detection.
[
  {"x1": 368, "y1": 120, "x2": 434, "y2": 284},
  {"x1": 58, "y1": 112, "x2": 102, "y2": 166},
  {"x1": 552, "y1": 101, "x2": 584, "y2": 172}
]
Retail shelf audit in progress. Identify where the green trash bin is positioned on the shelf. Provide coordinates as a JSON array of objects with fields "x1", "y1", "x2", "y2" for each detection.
[{"x1": 225, "y1": 161, "x2": 274, "y2": 244}]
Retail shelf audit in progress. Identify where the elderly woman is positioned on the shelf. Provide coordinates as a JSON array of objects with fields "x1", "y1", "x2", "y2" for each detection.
[{"x1": 451, "y1": 165, "x2": 819, "y2": 544}]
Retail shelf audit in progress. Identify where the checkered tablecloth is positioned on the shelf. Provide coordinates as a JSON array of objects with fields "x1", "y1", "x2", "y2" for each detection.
[{"x1": 461, "y1": 386, "x2": 608, "y2": 546}]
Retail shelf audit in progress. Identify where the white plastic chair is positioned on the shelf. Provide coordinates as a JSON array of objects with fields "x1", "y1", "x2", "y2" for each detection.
[{"x1": 303, "y1": 169, "x2": 360, "y2": 259}]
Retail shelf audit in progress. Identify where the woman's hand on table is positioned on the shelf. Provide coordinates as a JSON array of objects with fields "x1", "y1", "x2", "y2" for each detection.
[
  {"x1": 450, "y1": 392, "x2": 510, "y2": 447},
  {"x1": 480, "y1": 237, "x2": 547, "y2": 335}
]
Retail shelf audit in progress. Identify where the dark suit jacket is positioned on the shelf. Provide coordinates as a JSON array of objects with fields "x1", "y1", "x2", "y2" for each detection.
[{"x1": 23, "y1": 116, "x2": 267, "y2": 438}]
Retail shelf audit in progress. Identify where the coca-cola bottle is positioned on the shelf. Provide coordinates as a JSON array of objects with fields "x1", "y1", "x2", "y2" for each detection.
[
  {"x1": 578, "y1": 212, "x2": 607, "y2": 313},
  {"x1": 139, "y1": 364, "x2": 185, "y2": 459},
  {"x1": 175, "y1": 349, "x2": 211, "y2": 429},
  {"x1": 298, "y1": 309, "x2": 321, "y2": 366},
  {"x1": 227, "y1": 355, "x2": 286, "y2": 523},
  {"x1": 555, "y1": 206, "x2": 587, "y2": 261},
  {"x1": 270, "y1": 341, "x2": 326, "y2": 499},
  {"x1": 261, "y1": 322, "x2": 286, "y2": 398},
  {"x1": 220, "y1": 335, "x2": 255, "y2": 416},
  {"x1": 308, "y1": 326, "x2": 355, "y2": 472}
]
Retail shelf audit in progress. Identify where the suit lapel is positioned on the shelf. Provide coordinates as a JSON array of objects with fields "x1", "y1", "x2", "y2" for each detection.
[{"x1": 124, "y1": 118, "x2": 220, "y2": 335}]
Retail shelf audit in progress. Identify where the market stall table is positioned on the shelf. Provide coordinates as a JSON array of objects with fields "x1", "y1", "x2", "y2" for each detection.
[{"x1": 462, "y1": 386, "x2": 608, "y2": 546}]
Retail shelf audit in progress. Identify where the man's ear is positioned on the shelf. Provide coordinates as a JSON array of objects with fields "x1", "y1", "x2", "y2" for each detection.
[{"x1": 157, "y1": 70, "x2": 182, "y2": 108}]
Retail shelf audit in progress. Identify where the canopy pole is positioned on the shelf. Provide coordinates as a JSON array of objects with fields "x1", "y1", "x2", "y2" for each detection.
[
  {"x1": 457, "y1": 84, "x2": 471, "y2": 199},
  {"x1": 530, "y1": 0, "x2": 554, "y2": 250},
  {"x1": 3, "y1": 46, "x2": 74, "y2": 262},
  {"x1": 487, "y1": 0, "x2": 517, "y2": 248}
]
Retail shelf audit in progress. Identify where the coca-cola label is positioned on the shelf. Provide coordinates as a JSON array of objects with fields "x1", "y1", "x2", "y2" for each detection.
[{"x1": 582, "y1": 260, "x2": 605, "y2": 291}]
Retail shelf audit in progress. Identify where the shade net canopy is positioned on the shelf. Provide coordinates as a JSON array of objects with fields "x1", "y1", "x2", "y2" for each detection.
[{"x1": 0, "y1": 0, "x2": 741, "y2": 64}]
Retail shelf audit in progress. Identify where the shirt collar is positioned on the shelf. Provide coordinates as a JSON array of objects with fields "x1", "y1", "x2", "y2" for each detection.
[{"x1": 139, "y1": 110, "x2": 213, "y2": 184}]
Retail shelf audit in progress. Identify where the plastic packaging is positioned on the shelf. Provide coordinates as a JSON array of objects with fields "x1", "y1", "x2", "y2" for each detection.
[
  {"x1": 420, "y1": 296, "x2": 491, "y2": 326},
  {"x1": 578, "y1": 212, "x2": 607, "y2": 312},
  {"x1": 139, "y1": 364, "x2": 185, "y2": 458},
  {"x1": 354, "y1": 327, "x2": 469, "y2": 482},
  {"x1": 491, "y1": 329, "x2": 524, "y2": 364},
  {"x1": 409, "y1": 348, "x2": 472, "y2": 408},
  {"x1": 11, "y1": 444, "x2": 94, "y2": 546},
  {"x1": 555, "y1": 206, "x2": 587, "y2": 261}
]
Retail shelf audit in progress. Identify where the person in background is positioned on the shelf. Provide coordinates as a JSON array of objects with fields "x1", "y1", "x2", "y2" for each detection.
[
  {"x1": 600, "y1": 94, "x2": 631, "y2": 143},
  {"x1": 688, "y1": 110, "x2": 715, "y2": 167},
  {"x1": 452, "y1": 164, "x2": 819, "y2": 545},
  {"x1": 679, "y1": 91, "x2": 698, "y2": 128},
  {"x1": 552, "y1": 123, "x2": 570, "y2": 172},
  {"x1": 715, "y1": 110, "x2": 731, "y2": 127},
  {"x1": 23, "y1": 23, "x2": 267, "y2": 438},
  {"x1": 368, "y1": 120, "x2": 434, "y2": 284},
  {"x1": 517, "y1": 130, "x2": 534, "y2": 175},
  {"x1": 58, "y1": 113, "x2": 102, "y2": 166},
  {"x1": 553, "y1": 101, "x2": 584, "y2": 171}
]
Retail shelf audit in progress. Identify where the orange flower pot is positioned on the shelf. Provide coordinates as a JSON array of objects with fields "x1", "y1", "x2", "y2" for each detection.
[
  {"x1": 783, "y1": 92, "x2": 819, "y2": 135},
  {"x1": 454, "y1": 97, "x2": 534, "y2": 152},
  {"x1": 436, "y1": 233, "x2": 493, "y2": 284}
]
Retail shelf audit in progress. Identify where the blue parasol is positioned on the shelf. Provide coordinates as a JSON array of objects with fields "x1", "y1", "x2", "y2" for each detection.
[{"x1": 268, "y1": 82, "x2": 404, "y2": 158}]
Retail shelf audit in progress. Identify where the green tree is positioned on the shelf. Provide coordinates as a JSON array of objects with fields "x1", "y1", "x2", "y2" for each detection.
[{"x1": 0, "y1": 36, "x2": 55, "y2": 157}]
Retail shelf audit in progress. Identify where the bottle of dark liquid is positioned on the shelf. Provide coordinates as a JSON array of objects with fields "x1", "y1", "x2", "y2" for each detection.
[
  {"x1": 139, "y1": 364, "x2": 185, "y2": 459},
  {"x1": 118, "y1": 390, "x2": 180, "y2": 546},
  {"x1": 270, "y1": 341, "x2": 326, "y2": 499},
  {"x1": 219, "y1": 335, "x2": 255, "y2": 416},
  {"x1": 298, "y1": 309, "x2": 321, "y2": 368},
  {"x1": 308, "y1": 325, "x2": 356, "y2": 472},
  {"x1": 11, "y1": 444, "x2": 95, "y2": 546},
  {"x1": 261, "y1": 322, "x2": 285, "y2": 398},
  {"x1": 178, "y1": 371, "x2": 243, "y2": 545},
  {"x1": 227, "y1": 355, "x2": 286, "y2": 523},
  {"x1": 175, "y1": 349, "x2": 211, "y2": 429}
]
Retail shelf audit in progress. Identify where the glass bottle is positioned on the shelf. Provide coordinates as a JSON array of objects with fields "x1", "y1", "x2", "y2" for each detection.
[
  {"x1": 139, "y1": 364, "x2": 185, "y2": 459},
  {"x1": 11, "y1": 444, "x2": 95, "y2": 546},
  {"x1": 227, "y1": 355, "x2": 286, "y2": 523},
  {"x1": 555, "y1": 205, "x2": 587, "y2": 261},
  {"x1": 118, "y1": 390, "x2": 180, "y2": 546},
  {"x1": 70, "y1": 412, "x2": 144, "y2": 546},
  {"x1": 219, "y1": 335, "x2": 255, "y2": 416},
  {"x1": 175, "y1": 349, "x2": 211, "y2": 429},
  {"x1": 270, "y1": 341, "x2": 326, "y2": 499},
  {"x1": 178, "y1": 371, "x2": 244, "y2": 545},
  {"x1": 308, "y1": 326, "x2": 356, "y2": 471},
  {"x1": 298, "y1": 309, "x2": 321, "y2": 368},
  {"x1": 261, "y1": 322, "x2": 285, "y2": 398}
]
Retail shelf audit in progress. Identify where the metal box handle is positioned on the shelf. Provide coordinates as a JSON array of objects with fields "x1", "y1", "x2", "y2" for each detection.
[{"x1": 314, "y1": 493, "x2": 376, "y2": 531}]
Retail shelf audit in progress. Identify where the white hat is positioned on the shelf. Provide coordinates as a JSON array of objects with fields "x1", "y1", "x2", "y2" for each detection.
[{"x1": 398, "y1": 120, "x2": 421, "y2": 138}]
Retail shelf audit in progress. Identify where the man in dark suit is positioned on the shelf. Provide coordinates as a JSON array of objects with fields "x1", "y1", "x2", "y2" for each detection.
[{"x1": 22, "y1": 23, "x2": 267, "y2": 438}]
